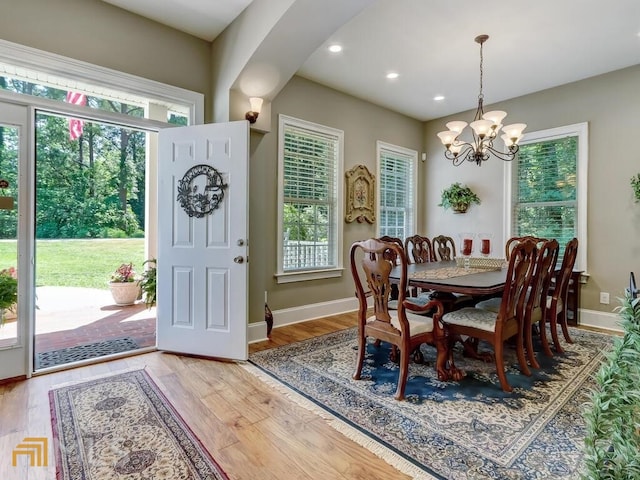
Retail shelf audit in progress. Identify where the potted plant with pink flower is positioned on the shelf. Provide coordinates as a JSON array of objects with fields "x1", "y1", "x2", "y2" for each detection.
[
  {"x1": 108, "y1": 262, "x2": 141, "y2": 306},
  {"x1": 0, "y1": 266, "x2": 18, "y2": 327}
]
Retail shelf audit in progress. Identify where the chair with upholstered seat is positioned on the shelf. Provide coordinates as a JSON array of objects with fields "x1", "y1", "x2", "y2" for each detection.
[
  {"x1": 476, "y1": 239, "x2": 559, "y2": 371},
  {"x1": 350, "y1": 238, "x2": 450, "y2": 400},
  {"x1": 442, "y1": 239, "x2": 538, "y2": 392},
  {"x1": 545, "y1": 238, "x2": 578, "y2": 354}
]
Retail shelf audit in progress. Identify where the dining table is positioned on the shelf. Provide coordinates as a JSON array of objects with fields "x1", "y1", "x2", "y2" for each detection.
[
  {"x1": 389, "y1": 259, "x2": 509, "y2": 375},
  {"x1": 393, "y1": 260, "x2": 507, "y2": 297}
]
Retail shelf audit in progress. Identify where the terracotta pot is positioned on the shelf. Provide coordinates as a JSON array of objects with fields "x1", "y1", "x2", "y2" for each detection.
[{"x1": 109, "y1": 282, "x2": 141, "y2": 306}]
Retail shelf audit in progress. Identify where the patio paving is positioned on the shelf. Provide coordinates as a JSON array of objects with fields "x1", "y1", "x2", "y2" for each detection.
[{"x1": 0, "y1": 286, "x2": 156, "y2": 366}]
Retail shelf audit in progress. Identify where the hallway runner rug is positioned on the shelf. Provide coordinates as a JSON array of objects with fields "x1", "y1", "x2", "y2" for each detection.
[
  {"x1": 247, "y1": 327, "x2": 614, "y2": 480},
  {"x1": 49, "y1": 368, "x2": 229, "y2": 480}
]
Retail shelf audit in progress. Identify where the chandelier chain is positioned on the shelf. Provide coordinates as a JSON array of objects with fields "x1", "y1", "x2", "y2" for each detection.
[{"x1": 478, "y1": 41, "x2": 484, "y2": 101}]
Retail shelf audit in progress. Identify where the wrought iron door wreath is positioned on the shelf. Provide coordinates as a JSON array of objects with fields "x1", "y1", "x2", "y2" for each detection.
[{"x1": 176, "y1": 164, "x2": 227, "y2": 218}]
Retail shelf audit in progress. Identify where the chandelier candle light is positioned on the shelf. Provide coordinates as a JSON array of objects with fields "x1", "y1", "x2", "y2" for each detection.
[{"x1": 437, "y1": 35, "x2": 526, "y2": 166}]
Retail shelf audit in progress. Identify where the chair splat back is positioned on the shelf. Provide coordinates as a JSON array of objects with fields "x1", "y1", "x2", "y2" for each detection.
[
  {"x1": 432, "y1": 235, "x2": 456, "y2": 261},
  {"x1": 505, "y1": 235, "x2": 548, "y2": 260},
  {"x1": 405, "y1": 235, "x2": 434, "y2": 264},
  {"x1": 500, "y1": 239, "x2": 538, "y2": 322}
]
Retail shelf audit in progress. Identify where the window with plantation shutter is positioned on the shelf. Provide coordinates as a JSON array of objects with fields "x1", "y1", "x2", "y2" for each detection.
[
  {"x1": 276, "y1": 115, "x2": 344, "y2": 283},
  {"x1": 508, "y1": 122, "x2": 588, "y2": 270},
  {"x1": 377, "y1": 142, "x2": 417, "y2": 239}
]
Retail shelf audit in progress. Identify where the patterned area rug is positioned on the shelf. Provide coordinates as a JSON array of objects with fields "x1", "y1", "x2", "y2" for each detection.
[
  {"x1": 36, "y1": 337, "x2": 139, "y2": 369},
  {"x1": 49, "y1": 369, "x2": 228, "y2": 480},
  {"x1": 248, "y1": 327, "x2": 614, "y2": 480}
]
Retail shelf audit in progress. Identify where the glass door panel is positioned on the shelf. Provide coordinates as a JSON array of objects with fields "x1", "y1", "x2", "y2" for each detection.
[{"x1": 0, "y1": 102, "x2": 27, "y2": 380}]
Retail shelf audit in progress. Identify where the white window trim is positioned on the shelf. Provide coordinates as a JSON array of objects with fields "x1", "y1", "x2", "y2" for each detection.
[
  {"x1": 375, "y1": 141, "x2": 418, "y2": 237},
  {"x1": 275, "y1": 115, "x2": 344, "y2": 283},
  {"x1": 503, "y1": 122, "x2": 588, "y2": 272},
  {"x1": 0, "y1": 39, "x2": 204, "y2": 124}
]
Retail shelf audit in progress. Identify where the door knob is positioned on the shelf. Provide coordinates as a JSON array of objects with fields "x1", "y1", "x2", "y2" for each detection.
[{"x1": 233, "y1": 256, "x2": 245, "y2": 264}]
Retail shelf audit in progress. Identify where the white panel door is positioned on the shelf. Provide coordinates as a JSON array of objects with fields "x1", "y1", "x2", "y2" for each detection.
[{"x1": 157, "y1": 121, "x2": 248, "y2": 360}]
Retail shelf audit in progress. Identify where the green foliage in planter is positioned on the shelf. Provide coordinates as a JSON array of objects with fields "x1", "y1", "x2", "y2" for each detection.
[
  {"x1": 631, "y1": 174, "x2": 640, "y2": 203},
  {"x1": 138, "y1": 258, "x2": 157, "y2": 309},
  {"x1": 581, "y1": 293, "x2": 640, "y2": 479},
  {"x1": 438, "y1": 182, "x2": 481, "y2": 212}
]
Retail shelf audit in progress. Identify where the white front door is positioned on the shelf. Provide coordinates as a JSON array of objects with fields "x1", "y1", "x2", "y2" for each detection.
[
  {"x1": 157, "y1": 121, "x2": 248, "y2": 360},
  {"x1": 0, "y1": 102, "x2": 29, "y2": 380}
]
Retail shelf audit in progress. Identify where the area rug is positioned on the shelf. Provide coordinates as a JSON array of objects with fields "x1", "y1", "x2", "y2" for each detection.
[
  {"x1": 36, "y1": 337, "x2": 139, "y2": 369},
  {"x1": 49, "y1": 368, "x2": 229, "y2": 480},
  {"x1": 247, "y1": 327, "x2": 614, "y2": 480}
]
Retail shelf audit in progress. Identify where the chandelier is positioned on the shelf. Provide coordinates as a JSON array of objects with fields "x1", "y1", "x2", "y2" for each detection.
[{"x1": 437, "y1": 35, "x2": 526, "y2": 166}]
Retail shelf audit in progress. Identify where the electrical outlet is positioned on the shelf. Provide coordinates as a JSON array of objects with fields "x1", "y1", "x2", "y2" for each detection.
[{"x1": 599, "y1": 292, "x2": 610, "y2": 304}]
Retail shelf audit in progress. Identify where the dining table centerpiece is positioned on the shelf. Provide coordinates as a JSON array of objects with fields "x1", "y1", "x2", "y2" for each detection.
[
  {"x1": 0, "y1": 266, "x2": 18, "y2": 327},
  {"x1": 108, "y1": 262, "x2": 141, "y2": 306}
]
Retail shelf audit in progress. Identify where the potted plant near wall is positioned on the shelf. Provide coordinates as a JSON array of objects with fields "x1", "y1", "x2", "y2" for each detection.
[
  {"x1": 108, "y1": 262, "x2": 141, "y2": 306},
  {"x1": 138, "y1": 258, "x2": 157, "y2": 309},
  {"x1": 438, "y1": 182, "x2": 481, "y2": 213},
  {"x1": 581, "y1": 291, "x2": 640, "y2": 479}
]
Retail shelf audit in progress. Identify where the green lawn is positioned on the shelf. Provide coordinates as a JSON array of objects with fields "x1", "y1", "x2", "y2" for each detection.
[{"x1": 0, "y1": 239, "x2": 145, "y2": 290}]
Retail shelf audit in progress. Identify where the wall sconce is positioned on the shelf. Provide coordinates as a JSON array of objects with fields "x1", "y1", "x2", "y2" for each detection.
[{"x1": 245, "y1": 97, "x2": 263, "y2": 124}]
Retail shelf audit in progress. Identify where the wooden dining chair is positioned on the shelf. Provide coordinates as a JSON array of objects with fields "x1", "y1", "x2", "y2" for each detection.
[
  {"x1": 430, "y1": 234, "x2": 474, "y2": 308},
  {"x1": 405, "y1": 235, "x2": 434, "y2": 264},
  {"x1": 505, "y1": 235, "x2": 547, "y2": 260},
  {"x1": 545, "y1": 238, "x2": 579, "y2": 354},
  {"x1": 441, "y1": 239, "x2": 538, "y2": 392},
  {"x1": 350, "y1": 238, "x2": 450, "y2": 400},
  {"x1": 476, "y1": 239, "x2": 559, "y2": 371},
  {"x1": 432, "y1": 235, "x2": 457, "y2": 261}
]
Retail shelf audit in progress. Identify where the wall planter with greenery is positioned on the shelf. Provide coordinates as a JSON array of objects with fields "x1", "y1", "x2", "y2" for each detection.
[
  {"x1": 581, "y1": 292, "x2": 640, "y2": 479},
  {"x1": 438, "y1": 182, "x2": 481, "y2": 213}
]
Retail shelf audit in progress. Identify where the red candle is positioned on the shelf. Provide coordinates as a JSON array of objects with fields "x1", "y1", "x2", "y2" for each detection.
[
  {"x1": 462, "y1": 238, "x2": 473, "y2": 256},
  {"x1": 481, "y1": 239, "x2": 491, "y2": 255}
]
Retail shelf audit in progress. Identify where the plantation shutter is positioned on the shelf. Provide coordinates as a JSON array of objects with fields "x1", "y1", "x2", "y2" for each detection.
[
  {"x1": 282, "y1": 123, "x2": 339, "y2": 272},
  {"x1": 379, "y1": 146, "x2": 415, "y2": 239},
  {"x1": 513, "y1": 135, "x2": 578, "y2": 256}
]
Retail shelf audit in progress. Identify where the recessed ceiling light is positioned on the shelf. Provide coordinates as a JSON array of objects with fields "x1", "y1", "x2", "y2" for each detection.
[
  {"x1": 328, "y1": 44, "x2": 343, "y2": 53},
  {"x1": 386, "y1": 72, "x2": 399, "y2": 79},
  {"x1": 434, "y1": 95, "x2": 445, "y2": 101}
]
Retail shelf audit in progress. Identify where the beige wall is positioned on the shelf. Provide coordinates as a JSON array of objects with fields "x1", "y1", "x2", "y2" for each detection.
[
  {"x1": 248, "y1": 75, "x2": 424, "y2": 322},
  {"x1": 424, "y1": 65, "x2": 640, "y2": 315},
  {"x1": 3, "y1": 0, "x2": 637, "y2": 323},
  {"x1": 1, "y1": 0, "x2": 212, "y2": 120}
]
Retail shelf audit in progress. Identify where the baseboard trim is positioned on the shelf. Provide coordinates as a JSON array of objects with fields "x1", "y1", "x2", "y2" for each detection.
[
  {"x1": 248, "y1": 304, "x2": 624, "y2": 344},
  {"x1": 248, "y1": 297, "x2": 359, "y2": 344},
  {"x1": 578, "y1": 308, "x2": 622, "y2": 333}
]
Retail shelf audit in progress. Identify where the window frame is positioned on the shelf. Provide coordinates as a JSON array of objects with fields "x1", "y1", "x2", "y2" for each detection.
[
  {"x1": 376, "y1": 141, "x2": 418, "y2": 239},
  {"x1": 503, "y1": 122, "x2": 588, "y2": 271},
  {"x1": 275, "y1": 114, "x2": 344, "y2": 284}
]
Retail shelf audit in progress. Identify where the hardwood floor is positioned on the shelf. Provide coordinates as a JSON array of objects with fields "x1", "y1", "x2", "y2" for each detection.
[{"x1": 0, "y1": 312, "x2": 411, "y2": 480}]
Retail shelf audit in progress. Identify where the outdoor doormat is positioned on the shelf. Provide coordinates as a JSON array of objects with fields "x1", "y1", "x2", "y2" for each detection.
[
  {"x1": 36, "y1": 337, "x2": 139, "y2": 369},
  {"x1": 49, "y1": 368, "x2": 229, "y2": 480},
  {"x1": 247, "y1": 326, "x2": 614, "y2": 480}
]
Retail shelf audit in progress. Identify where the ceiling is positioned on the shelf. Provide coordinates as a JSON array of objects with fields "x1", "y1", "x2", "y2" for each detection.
[{"x1": 102, "y1": 0, "x2": 640, "y2": 121}]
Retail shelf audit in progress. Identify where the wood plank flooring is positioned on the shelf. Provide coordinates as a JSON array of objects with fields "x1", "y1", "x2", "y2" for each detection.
[{"x1": 0, "y1": 312, "x2": 411, "y2": 480}]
